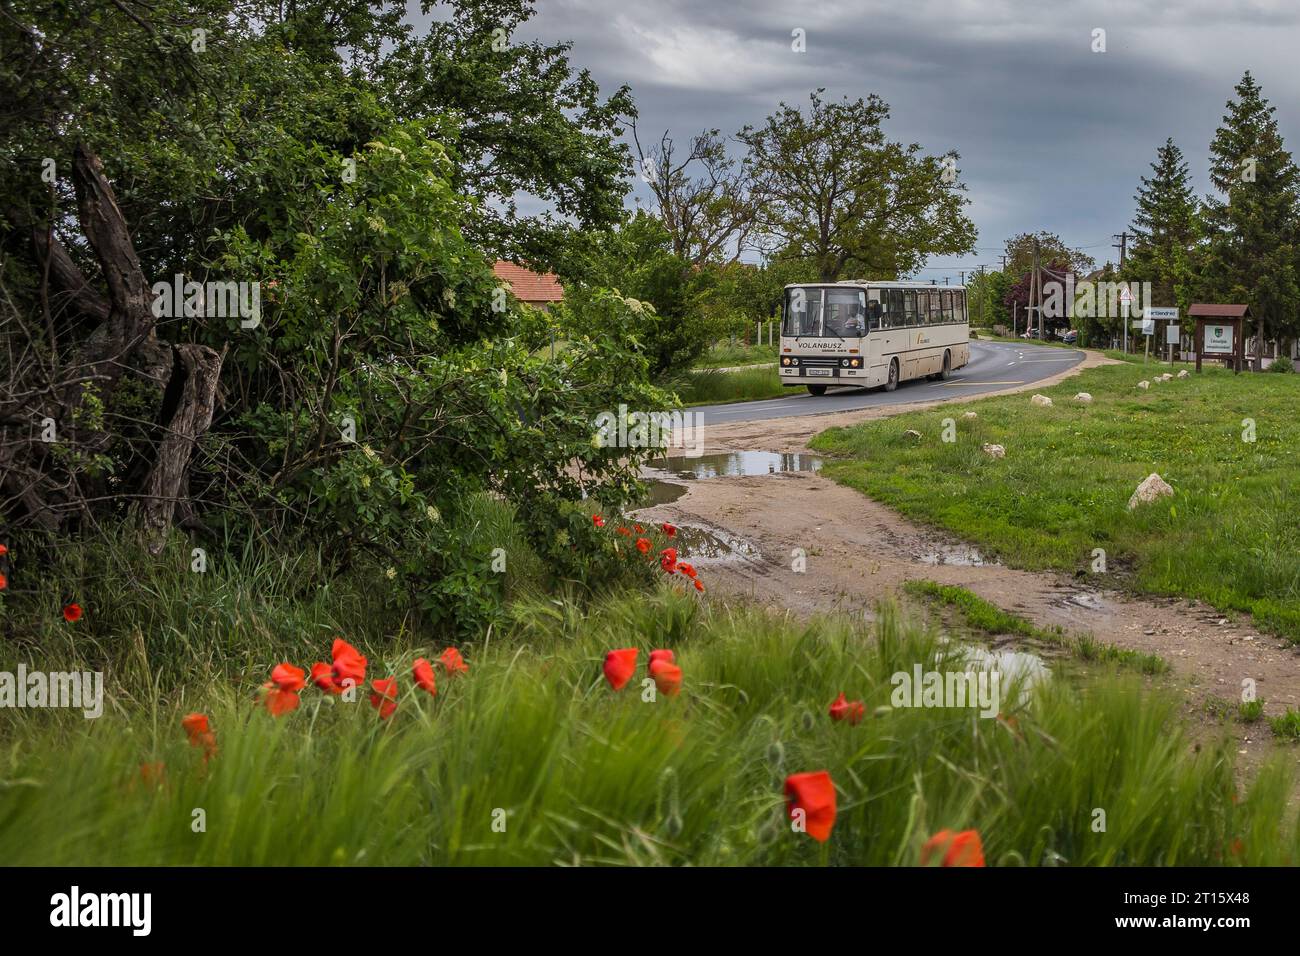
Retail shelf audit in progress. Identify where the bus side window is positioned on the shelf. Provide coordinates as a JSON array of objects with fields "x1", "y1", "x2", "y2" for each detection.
[{"x1": 903, "y1": 290, "x2": 917, "y2": 326}]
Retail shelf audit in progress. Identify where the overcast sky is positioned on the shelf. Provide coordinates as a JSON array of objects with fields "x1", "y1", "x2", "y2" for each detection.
[{"x1": 471, "y1": 0, "x2": 1299, "y2": 281}]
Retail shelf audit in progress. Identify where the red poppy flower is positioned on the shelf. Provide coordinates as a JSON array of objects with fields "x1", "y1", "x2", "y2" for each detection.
[
  {"x1": 677, "y1": 562, "x2": 696, "y2": 579},
  {"x1": 63, "y1": 603, "x2": 83, "y2": 623},
  {"x1": 269, "y1": 663, "x2": 305, "y2": 692},
  {"x1": 593, "y1": 514, "x2": 605, "y2": 527},
  {"x1": 369, "y1": 677, "x2": 398, "y2": 719},
  {"x1": 0, "y1": 543, "x2": 8, "y2": 555},
  {"x1": 661, "y1": 522, "x2": 677, "y2": 537},
  {"x1": 649, "y1": 658, "x2": 682, "y2": 696},
  {"x1": 659, "y1": 548, "x2": 678, "y2": 573},
  {"x1": 139, "y1": 762, "x2": 166, "y2": 788},
  {"x1": 829, "y1": 693, "x2": 865, "y2": 725},
  {"x1": 331, "y1": 638, "x2": 367, "y2": 688},
  {"x1": 921, "y1": 829, "x2": 986, "y2": 867},
  {"x1": 693, "y1": 579, "x2": 704, "y2": 592},
  {"x1": 310, "y1": 661, "x2": 340, "y2": 693},
  {"x1": 602, "y1": 648, "x2": 638, "y2": 690},
  {"x1": 438, "y1": 647, "x2": 468, "y2": 675},
  {"x1": 634, "y1": 524, "x2": 645, "y2": 534},
  {"x1": 181, "y1": 712, "x2": 209, "y2": 742},
  {"x1": 413, "y1": 658, "x2": 437, "y2": 695},
  {"x1": 635, "y1": 537, "x2": 651, "y2": 554},
  {"x1": 648, "y1": 649, "x2": 675, "y2": 668},
  {"x1": 784, "y1": 771, "x2": 837, "y2": 842},
  {"x1": 0, "y1": 572, "x2": 7, "y2": 591},
  {"x1": 616, "y1": 526, "x2": 631, "y2": 536},
  {"x1": 263, "y1": 663, "x2": 305, "y2": 716},
  {"x1": 182, "y1": 712, "x2": 217, "y2": 760}
]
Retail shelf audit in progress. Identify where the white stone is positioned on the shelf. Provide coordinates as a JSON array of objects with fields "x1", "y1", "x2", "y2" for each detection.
[
  {"x1": 1128, "y1": 473, "x2": 1174, "y2": 510},
  {"x1": 1030, "y1": 394, "x2": 1053, "y2": 407},
  {"x1": 1137, "y1": 380, "x2": 1150, "y2": 390},
  {"x1": 903, "y1": 429, "x2": 922, "y2": 440},
  {"x1": 1073, "y1": 392, "x2": 1092, "y2": 403},
  {"x1": 961, "y1": 411, "x2": 978, "y2": 420},
  {"x1": 1177, "y1": 369, "x2": 1190, "y2": 379},
  {"x1": 982, "y1": 443, "x2": 1006, "y2": 459}
]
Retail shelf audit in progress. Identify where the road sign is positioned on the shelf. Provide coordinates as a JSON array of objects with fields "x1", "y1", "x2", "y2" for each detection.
[
  {"x1": 1145, "y1": 307, "x2": 1179, "y2": 321},
  {"x1": 1141, "y1": 318, "x2": 1155, "y2": 336},
  {"x1": 1165, "y1": 324, "x2": 1181, "y2": 345}
]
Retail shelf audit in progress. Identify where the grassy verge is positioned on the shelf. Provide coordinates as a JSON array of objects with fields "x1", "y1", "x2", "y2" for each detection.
[
  {"x1": 905, "y1": 581, "x2": 1167, "y2": 674},
  {"x1": 675, "y1": 365, "x2": 789, "y2": 406},
  {"x1": 694, "y1": 342, "x2": 778, "y2": 369},
  {"x1": 811, "y1": 360, "x2": 1300, "y2": 642},
  {"x1": 0, "y1": 576, "x2": 1294, "y2": 865}
]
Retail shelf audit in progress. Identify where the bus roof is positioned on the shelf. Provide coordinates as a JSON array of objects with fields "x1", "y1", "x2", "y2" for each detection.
[{"x1": 783, "y1": 281, "x2": 968, "y2": 291}]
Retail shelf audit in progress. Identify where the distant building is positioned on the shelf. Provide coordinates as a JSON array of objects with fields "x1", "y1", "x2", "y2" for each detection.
[{"x1": 492, "y1": 260, "x2": 564, "y2": 310}]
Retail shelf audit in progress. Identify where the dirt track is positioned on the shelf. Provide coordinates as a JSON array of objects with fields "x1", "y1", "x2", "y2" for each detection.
[{"x1": 636, "y1": 349, "x2": 1300, "y2": 779}]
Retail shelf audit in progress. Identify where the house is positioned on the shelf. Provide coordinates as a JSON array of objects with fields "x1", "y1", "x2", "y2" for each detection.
[{"x1": 492, "y1": 260, "x2": 564, "y2": 310}]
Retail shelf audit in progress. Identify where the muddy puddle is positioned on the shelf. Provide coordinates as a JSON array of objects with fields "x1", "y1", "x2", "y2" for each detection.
[
  {"x1": 916, "y1": 546, "x2": 997, "y2": 567},
  {"x1": 643, "y1": 450, "x2": 823, "y2": 480}
]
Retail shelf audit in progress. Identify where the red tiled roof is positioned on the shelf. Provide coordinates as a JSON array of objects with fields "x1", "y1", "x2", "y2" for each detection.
[
  {"x1": 1188, "y1": 303, "x2": 1250, "y2": 317},
  {"x1": 492, "y1": 260, "x2": 564, "y2": 302}
]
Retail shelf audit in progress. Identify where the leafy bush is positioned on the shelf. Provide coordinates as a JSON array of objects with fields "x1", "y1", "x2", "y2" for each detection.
[{"x1": 1267, "y1": 354, "x2": 1294, "y2": 373}]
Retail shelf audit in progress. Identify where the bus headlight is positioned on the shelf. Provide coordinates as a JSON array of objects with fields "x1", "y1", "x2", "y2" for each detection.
[
  {"x1": 840, "y1": 358, "x2": 849, "y2": 367},
  {"x1": 850, "y1": 358, "x2": 861, "y2": 368},
  {"x1": 781, "y1": 357, "x2": 791, "y2": 366},
  {"x1": 789, "y1": 357, "x2": 799, "y2": 366}
]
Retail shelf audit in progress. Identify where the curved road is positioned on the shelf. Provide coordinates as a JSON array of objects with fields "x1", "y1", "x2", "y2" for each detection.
[{"x1": 694, "y1": 340, "x2": 1085, "y2": 424}]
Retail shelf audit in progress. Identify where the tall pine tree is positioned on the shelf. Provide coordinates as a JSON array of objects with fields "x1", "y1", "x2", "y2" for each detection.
[
  {"x1": 1201, "y1": 72, "x2": 1300, "y2": 357},
  {"x1": 1126, "y1": 138, "x2": 1199, "y2": 312}
]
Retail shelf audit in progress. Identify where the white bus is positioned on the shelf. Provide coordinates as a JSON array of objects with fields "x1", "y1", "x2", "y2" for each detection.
[{"x1": 779, "y1": 281, "x2": 971, "y2": 395}]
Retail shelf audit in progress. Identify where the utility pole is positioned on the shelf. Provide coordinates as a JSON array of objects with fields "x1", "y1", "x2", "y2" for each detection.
[
  {"x1": 977, "y1": 265, "x2": 985, "y2": 327},
  {"x1": 1112, "y1": 232, "x2": 1128, "y2": 270},
  {"x1": 1031, "y1": 236, "x2": 1041, "y2": 338}
]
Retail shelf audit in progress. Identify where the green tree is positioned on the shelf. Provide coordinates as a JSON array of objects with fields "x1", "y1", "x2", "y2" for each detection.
[
  {"x1": 380, "y1": 0, "x2": 635, "y2": 269},
  {"x1": 738, "y1": 90, "x2": 976, "y2": 282},
  {"x1": 1201, "y1": 72, "x2": 1300, "y2": 355},
  {"x1": 1125, "y1": 138, "x2": 1201, "y2": 313},
  {"x1": 1001, "y1": 232, "x2": 1096, "y2": 281}
]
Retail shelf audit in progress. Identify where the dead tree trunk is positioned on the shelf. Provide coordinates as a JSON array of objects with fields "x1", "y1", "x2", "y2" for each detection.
[{"x1": 1, "y1": 144, "x2": 224, "y2": 546}]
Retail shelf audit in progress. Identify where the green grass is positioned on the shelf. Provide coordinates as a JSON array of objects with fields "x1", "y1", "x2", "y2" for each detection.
[
  {"x1": 1271, "y1": 709, "x2": 1300, "y2": 741},
  {"x1": 812, "y1": 360, "x2": 1300, "y2": 642},
  {"x1": 0, "y1": 578, "x2": 1294, "y2": 865},
  {"x1": 693, "y1": 342, "x2": 778, "y2": 369},
  {"x1": 905, "y1": 581, "x2": 1166, "y2": 674},
  {"x1": 675, "y1": 365, "x2": 789, "y2": 406}
]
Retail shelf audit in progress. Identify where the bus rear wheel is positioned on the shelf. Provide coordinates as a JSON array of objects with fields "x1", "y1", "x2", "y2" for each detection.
[
  {"x1": 883, "y1": 359, "x2": 899, "y2": 392},
  {"x1": 939, "y1": 350, "x2": 952, "y2": 380},
  {"x1": 806, "y1": 384, "x2": 828, "y2": 396}
]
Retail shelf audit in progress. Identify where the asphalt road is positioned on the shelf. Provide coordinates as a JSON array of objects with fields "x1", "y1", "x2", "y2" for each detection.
[{"x1": 694, "y1": 340, "x2": 1086, "y2": 424}]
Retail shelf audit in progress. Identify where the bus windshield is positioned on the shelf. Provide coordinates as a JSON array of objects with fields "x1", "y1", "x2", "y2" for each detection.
[{"x1": 783, "y1": 287, "x2": 867, "y2": 338}]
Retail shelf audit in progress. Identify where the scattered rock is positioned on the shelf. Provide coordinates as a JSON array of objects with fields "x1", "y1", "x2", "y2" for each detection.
[
  {"x1": 1128, "y1": 473, "x2": 1174, "y2": 510},
  {"x1": 1137, "y1": 380, "x2": 1150, "y2": 390},
  {"x1": 961, "y1": 411, "x2": 978, "y2": 420},
  {"x1": 1073, "y1": 392, "x2": 1092, "y2": 403},
  {"x1": 1030, "y1": 394, "x2": 1053, "y2": 407},
  {"x1": 1177, "y1": 369, "x2": 1190, "y2": 379},
  {"x1": 981, "y1": 443, "x2": 1006, "y2": 459},
  {"x1": 1159, "y1": 373, "x2": 1173, "y2": 382},
  {"x1": 903, "y1": 429, "x2": 922, "y2": 440}
]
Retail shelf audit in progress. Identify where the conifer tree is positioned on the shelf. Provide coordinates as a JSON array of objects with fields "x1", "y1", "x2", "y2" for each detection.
[{"x1": 1201, "y1": 72, "x2": 1300, "y2": 354}]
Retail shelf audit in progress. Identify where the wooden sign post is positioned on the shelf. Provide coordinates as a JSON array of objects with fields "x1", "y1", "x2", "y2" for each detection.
[{"x1": 1189, "y1": 304, "x2": 1249, "y2": 374}]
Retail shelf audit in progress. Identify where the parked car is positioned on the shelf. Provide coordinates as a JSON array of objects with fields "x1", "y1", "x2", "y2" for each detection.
[{"x1": 1059, "y1": 329, "x2": 1078, "y2": 344}]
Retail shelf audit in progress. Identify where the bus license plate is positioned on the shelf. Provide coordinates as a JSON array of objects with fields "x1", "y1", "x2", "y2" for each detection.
[{"x1": 806, "y1": 368, "x2": 832, "y2": 377}]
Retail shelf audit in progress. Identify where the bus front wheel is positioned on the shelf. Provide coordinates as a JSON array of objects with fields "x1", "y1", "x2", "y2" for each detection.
[
  {"x1": 806, "y1": 384, "x2": 828, "y2": 396},
  {"x1": 939, "y1": 350, "x2": 952, "y2": 380},
  {"x1": 883, "y1": 359, "x2": 899, "y2": 392}
]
